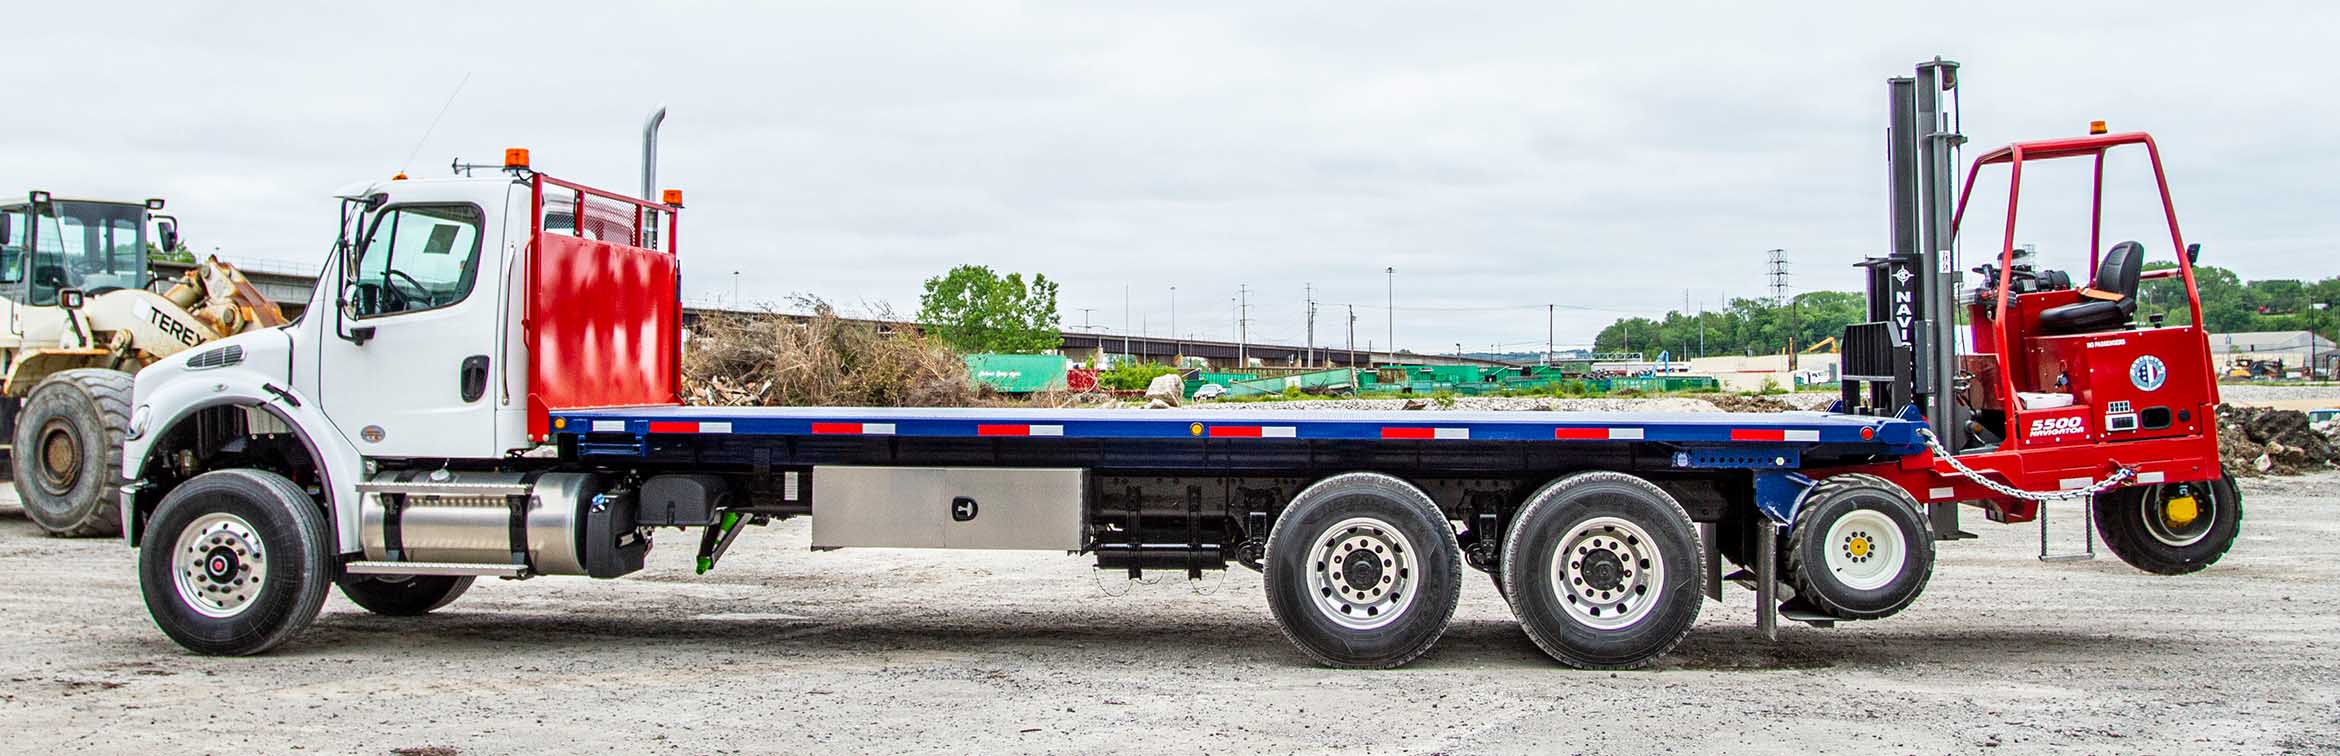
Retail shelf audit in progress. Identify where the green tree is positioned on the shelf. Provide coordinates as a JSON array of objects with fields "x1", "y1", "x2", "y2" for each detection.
[{"x1": 916, "y1": 265, "x2": 1062, "y2": 353}]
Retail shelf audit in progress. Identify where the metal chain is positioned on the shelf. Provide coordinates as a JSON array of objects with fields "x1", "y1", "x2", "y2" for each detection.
[{"x1": 1916, "y1": 428, "x2": 2137, "y2": 502}]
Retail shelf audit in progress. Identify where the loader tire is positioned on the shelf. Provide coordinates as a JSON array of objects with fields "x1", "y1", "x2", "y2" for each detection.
[{"x1": 13, "y1": 369, "x2": 132, "y2": 537}]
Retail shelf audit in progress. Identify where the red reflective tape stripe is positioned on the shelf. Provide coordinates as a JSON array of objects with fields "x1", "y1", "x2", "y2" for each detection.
[
  {"x1": 1381, "y1": 427, "x2": 1436, "y2": 439},
  {"x1": 977, "y1": 424, "x2": 1029, "y2": 436},
  {"x1": 1731, "y1": 429, "x2": 1786, "y2": 441},
  {"x1": 810, "y1": 422, "x2": 861, "y2": 434},
  {"x1": 647, "y1": 421, "x2": 697, "y2": 434},
  {"x1": 1552, "y1": 427, "x2": 1607, "y2": 440},
  {"x1": 1209, "y1": 426, "x2": 1263, "y2": 438}
]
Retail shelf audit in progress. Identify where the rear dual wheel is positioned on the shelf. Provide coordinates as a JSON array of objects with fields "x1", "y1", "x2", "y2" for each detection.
[
  {"x1": 1264, "y1": 473, "x2": 1463, "y2": 669},
  {"x1": 1503, "y1": 472, "x2": 1703, "y2": 670}
]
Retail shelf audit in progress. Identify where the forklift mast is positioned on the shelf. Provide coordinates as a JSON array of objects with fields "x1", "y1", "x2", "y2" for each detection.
[{"x1": 1856, "y1": 58, "x2": 1970, "y2": 539}]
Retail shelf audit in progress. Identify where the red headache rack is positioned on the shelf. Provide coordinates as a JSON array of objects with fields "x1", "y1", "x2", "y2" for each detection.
[{"x1": 525, "y1": 174, "x2": 684, "y2": 440}]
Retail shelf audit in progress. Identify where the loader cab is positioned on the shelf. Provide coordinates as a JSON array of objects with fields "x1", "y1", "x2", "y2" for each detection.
[
  {"x1": 0, "y1": 194, "x2": 164, "y2": 306},
  {"x1": 1947, "y1": 132, "x2": 2217, "y2": 453}
]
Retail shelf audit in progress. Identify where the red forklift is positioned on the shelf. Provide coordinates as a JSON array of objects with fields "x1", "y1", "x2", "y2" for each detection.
[{"x1": 1816, "y1": 59, "x2": 2234, "y2": 588}]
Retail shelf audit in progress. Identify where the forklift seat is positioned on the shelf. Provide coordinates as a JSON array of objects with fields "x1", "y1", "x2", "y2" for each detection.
[{"x1": 2037, "y1": 241, "x2": 2142, "y2": 335}]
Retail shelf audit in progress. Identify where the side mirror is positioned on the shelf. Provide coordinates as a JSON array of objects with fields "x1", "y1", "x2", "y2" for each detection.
[
  {"x1": 156, "y1": 218, "x2": 181, "y2": 253},
  {"x1": 2185, "y1": 243, "x2": 2202, "y2": 265},
  {"x1": 58, "y1": 288, "x2": 84, "y2": 310},
  {"x1": 336, "y1": 281, "x2": 376, "y2": 345}
]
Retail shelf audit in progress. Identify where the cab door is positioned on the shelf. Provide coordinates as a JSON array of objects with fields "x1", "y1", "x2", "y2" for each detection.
[{"x1": 314, "y1": 200, "x2": 507, "y2": 458}]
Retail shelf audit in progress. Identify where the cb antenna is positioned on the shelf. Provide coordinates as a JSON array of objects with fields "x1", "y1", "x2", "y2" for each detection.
[{"x1": 399, "y1": 72, "x2": 472, "y2": 178}]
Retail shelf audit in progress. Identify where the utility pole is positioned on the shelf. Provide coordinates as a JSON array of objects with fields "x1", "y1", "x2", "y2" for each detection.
[
  {"x1": 1304, "y1": 283, "x2": 1316, "y2": 368},
  {"x1": 1078, "y1": 308, "x2": 1095, "y2": 332},
  {"x1": 1546, "y1": 304, "x2": 1555, "y2": 365},
  {"x1": 1122, "y1": 284, "x2": 1131, "y2": 361},
  {"x1": 1170, "y1": 285, "x2": 1179, "y2": 365},
  {"x1": 1347, "y1": 305, "x2": 1357, "y2": 368},
  {"x1": 1385, "y1": 267, "x2": 1396, "y2": 356}
]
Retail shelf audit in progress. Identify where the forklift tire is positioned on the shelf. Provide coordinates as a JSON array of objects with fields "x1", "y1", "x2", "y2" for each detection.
[
  {"x1": 137, "y1": 469, "x2": 334, "y2": 656},
  {"x1": 12, "y1": 369, "x2": 133, "y2": 537},
  {"x1": 2092, "y1": 473, "x2": 2242, "y2": 575},
  {"x1": 1786, "y1": 474, "x2": 1934, "y2": 620},
  {"x1": 336, "y1": 574, "x2": 475, "y2": 616},
  {"x1": 1503, "y1": 471, "x2": 1703, "y2": 670},
  {"x1": 1264, "y1": 472, "x2": 1463, "y2": 669}
]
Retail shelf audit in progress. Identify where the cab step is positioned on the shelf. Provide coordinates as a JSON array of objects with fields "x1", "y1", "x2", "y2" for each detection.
[{"x1": 343, "y1": 561, "x2": 527, "y2": 578}]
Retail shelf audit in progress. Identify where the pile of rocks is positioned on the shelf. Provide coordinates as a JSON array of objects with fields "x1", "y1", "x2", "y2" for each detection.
[{"x1": 2218, "y1": 405, "x2": 2338, "y2": 476}]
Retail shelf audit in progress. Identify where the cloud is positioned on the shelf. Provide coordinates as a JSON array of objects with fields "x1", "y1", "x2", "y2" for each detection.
[{"x1": 4, "y1": 1, "x2": 2329, "y2": 353}]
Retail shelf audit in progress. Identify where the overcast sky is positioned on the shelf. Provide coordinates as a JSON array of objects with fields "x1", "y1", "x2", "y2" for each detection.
[{"x1": 6, "y1": 2, "x2": 2331, "y2": 354}]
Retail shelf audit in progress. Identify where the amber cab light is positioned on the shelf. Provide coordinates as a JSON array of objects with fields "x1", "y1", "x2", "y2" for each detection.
[{"x1": 504, "y1": 148, "x2": 531, "y2": 169}]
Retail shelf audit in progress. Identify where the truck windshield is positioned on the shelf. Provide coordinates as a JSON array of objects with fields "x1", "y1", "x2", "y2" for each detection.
[{"x1": 27, "y1": 201, "x2": 148, "y2": 304}]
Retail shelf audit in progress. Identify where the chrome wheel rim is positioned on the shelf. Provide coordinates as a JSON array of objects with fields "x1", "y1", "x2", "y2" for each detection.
[
  {"x1": 1549, "y1": 516, "x2": 1664, "y2": 630},
  {"x1": 2140, "y1": 484, "x2": 2216, "y2": 548},
  {"x1": 172, "y1": 512, "x2": 268, "y2": 619},
  {"x1": 1304, "y1": 517, "x2": 1419, "y2": 630},
  {"x1": 1822, "y1": 509, "x2": 1906, "y2": 591}
]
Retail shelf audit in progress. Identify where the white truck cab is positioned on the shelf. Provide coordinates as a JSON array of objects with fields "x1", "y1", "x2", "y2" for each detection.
[{"x1": 123, "y1": 159, "x2": 684, "y2": 654}]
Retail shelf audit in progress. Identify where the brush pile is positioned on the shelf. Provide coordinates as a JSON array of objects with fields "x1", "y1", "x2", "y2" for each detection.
[{"x1": 682, "y1": 298, "x2": 980, "y2": 408}]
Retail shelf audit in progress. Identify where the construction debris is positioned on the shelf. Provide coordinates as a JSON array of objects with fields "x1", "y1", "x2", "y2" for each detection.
[
  {"x1": 683, "y1": 298, "x2": 979, "y2": 408},
  {"x1": 2219, "y1": 405, "x2": 2338, "y2": 476},
  {"x1": 1700, "y1": 394, "x2": 1799, "y2": 413}
]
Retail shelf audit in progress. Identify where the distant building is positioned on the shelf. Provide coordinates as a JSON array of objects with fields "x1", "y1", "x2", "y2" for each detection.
[{"x1": 2207, "y1": 331, "x2": 2336, "y2": 379}]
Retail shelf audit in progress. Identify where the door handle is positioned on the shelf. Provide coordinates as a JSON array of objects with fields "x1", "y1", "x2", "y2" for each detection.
[{"x1": 460, "y1": 355, "x2": 490, "y2": 403}]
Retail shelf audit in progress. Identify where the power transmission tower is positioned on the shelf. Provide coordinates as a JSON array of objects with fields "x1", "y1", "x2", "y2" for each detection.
[{"x1": 1767, "y1": 249, "x2": 1790, "y2": 307}]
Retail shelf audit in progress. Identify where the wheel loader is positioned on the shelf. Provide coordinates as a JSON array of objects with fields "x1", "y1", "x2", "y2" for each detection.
[{"x1": 0, "y1": 191, "x2": 285, "y2": 536}]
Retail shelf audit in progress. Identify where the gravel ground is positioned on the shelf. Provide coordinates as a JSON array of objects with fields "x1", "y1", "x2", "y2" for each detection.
[{"x1": 2, "y1": 473, "x2": 2336, "y2": 754}]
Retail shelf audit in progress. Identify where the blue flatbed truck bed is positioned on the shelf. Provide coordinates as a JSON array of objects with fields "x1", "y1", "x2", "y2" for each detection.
[{"x1": 553, "y1": 405, "x2": 1925, "y2": 462}]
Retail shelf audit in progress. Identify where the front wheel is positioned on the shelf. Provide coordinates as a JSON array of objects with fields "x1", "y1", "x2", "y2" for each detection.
[
  {"x1": 1503, "y1": 471, "x2": 1703, "y2": 670},
  {"x1": 2093, "y1": 473, "x2": 2242, "y2": 575},
  {"x1": 1263, "y1": 472, "x2": 1463, "y2": 669},
  {"x1": 336, "y1": 574, "x2": 474, "y2": 616},
  {"x1": 137, "y1": 469, "x2": 335, "y2": 655},
  {"x1": 12, "y1": 369, "x2": 132, "y2": 537}
]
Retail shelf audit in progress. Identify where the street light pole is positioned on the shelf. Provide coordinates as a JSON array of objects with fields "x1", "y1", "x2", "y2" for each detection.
[{"x1": 1385, "y1": 266, "x2": 1395, "y2": 357}]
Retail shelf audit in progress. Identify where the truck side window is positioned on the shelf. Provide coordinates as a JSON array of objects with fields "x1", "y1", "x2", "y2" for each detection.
[{"x1": 350, "y1": 204, "x2": 483, "y2": 318}]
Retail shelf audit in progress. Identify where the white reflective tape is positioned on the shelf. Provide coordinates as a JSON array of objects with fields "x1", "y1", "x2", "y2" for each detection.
[
  {"x1": 1928, "y1": 487, "x2": 1956, "y2": 499},
  {"x1": 1609, "y1": 428, "x2": 1645, "y2": 440},
  {"x1": 591, "y1": 420, "x2": 625, "y2": 432},
  {"x1": 1783, "y1": 429, "x2": 1821, "y2": 442},
  {"x1": 2059, "y1": 477, "x2": 2091, "y2": 490},
  {"x1": 1433, "y1": 427, "x2": 1469, "y2": 440},
  {"x1": 701, "y1": 422, "x2": 733, "y2": 434},
  {"x1": 1030, "y1": 425, "x2": 1064, "y2": 436},
  {"x1": 864, "y1": 423, "x2": 897, "y2": 435},
  {"x1": 1262, "y1": 426, "x2": 1297, "y2": 438},
  {"x1": 2136, "y1": 471, "x2": 2165, "y2": 484}
]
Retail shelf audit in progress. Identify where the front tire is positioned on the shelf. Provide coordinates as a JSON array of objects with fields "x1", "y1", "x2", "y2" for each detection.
[
  {"x1": 336, "y1": 574, "x2": 474, "y2": 616},
  {"x1": 2093, "y1": 473, "x2": 2242, "y2": 575},
  {"x1": 138, "y1": 469, "x2": 334, "y2": 655},
  {"x1": 12, "y1": 368, "x2": 132, "y2": 537},
  {"x1": 1785, "y1": 474, "x2": 1934, "y2": 620},
  {"x1": 1503, "y1": 471, "x2": 1703, "y2": 670},
  {"x1": 1263, "y1": 472, "x2": 1463, "y2": 669}
]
